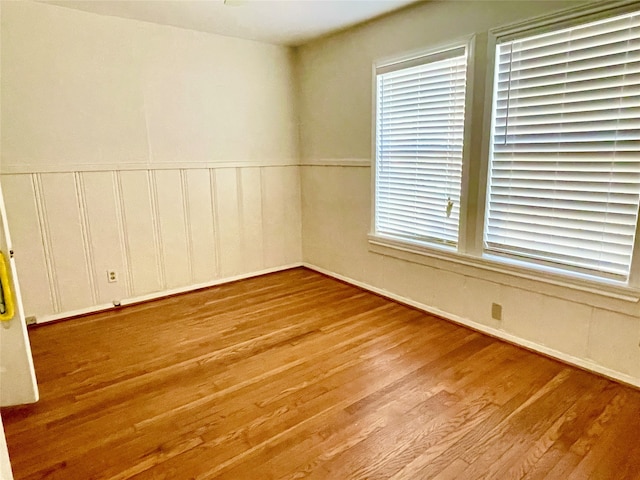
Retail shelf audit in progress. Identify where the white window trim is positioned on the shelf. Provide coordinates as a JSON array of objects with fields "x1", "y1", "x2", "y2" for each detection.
[
  {"x1": 369, "y1": 234, "x2": 640, "y2": 302},
  {"x1": 369, "y1": 0, "x2": 640, "y2": 302},
  {"x1": 369, "y1": 34, "x2": 477, "y2": 252}
]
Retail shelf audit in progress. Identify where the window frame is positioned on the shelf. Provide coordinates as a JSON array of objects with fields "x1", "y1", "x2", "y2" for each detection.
[
  {"x1": 477, "y1": 0, "x2": 640, "y2": 289},
  {"x1": 369, "y1": 1, "x2": 640, "y2": 301},
  {"x1": 369, "y1": 35, "x2": 477, "y2": 254}
]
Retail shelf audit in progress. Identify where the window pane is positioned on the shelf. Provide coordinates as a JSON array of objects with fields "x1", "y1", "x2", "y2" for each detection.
[
  {"x1": 375, "y1": 49, "x2": 467, "y2": 247},
  {"x1": 485, "y1": 10, "x2": 640, "y2": 281}
]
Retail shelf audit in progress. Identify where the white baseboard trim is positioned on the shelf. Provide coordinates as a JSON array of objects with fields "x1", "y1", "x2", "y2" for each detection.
[
  {"x1": 35, "y1": 263, "x2": 304, "y2": 325},
  {"x1": 302, "y1": 262, "x2": 640, "y2": 390}
]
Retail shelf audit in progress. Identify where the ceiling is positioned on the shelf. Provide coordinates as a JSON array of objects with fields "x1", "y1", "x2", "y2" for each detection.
[{"x1": 40, "y1": 0, "x2": 422, "y2": 46}]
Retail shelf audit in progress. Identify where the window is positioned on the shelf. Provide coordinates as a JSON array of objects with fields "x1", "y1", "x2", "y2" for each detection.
[
  {"x1": 374, "y1": 45, "x2": 469, "y2": 248},
  {"x1": 485, "y1": 9, "x2": 640, "y2": 283},
  {"x1": 370, "y1": 4, "x2": 640, "y2": 294}
]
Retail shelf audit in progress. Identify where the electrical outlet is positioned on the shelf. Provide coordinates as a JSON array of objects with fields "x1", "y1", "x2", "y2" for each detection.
[
  {"x1": 491, "y1": 302, "x2": 502, "y2": 321},
  {"x1": 107, "y1": 270, "x2": 118, "y2": 283}
]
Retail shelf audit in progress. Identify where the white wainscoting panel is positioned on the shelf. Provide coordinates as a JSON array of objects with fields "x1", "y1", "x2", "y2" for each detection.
[
  {"x1": 154, "y1": 169, "x2": 191, "y2": 290},
  {"x1": 214, "y1": 168, "x2": 243, "y2": 278},
  {"x1": 185, "y1": 169, "x2": 217, "y2": 284},
  {"x1": 39, "y1": 173, "x2": 95, "y2": 312},
  {"x1": 240, "y1": 167, "x2": 265, "y2": 273},
  {"x1": 1, "y1": 175, "x2": 54, "y2": 317},
  {"x1": 119, "y1": 171, "x2": 164, "y2": 296},
  {"x1": 1, "y1": 165, "x2": 301, "y2": 320},
  {"x1": 81, "y1": 171, "x2": 130, "y2": 304},
  {"x1": 262, "y1": 166, "x2": 302, "y2": 268}
]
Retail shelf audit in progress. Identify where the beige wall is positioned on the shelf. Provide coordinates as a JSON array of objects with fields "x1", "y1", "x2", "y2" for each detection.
[
  {"x1": 1, "y1": 1, "x2": 297, "y2": 168},
  {"x1": 0, "y1": 1, "x2": 301, "y2": 320},
  {"x1": 298, "y1": 0, "x2": 640, "y2": 387}
]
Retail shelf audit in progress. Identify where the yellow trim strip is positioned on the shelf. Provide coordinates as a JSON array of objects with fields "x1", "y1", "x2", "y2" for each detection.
[{"x1": 0, "y1": 251, "x2": 15, "y2": 321}]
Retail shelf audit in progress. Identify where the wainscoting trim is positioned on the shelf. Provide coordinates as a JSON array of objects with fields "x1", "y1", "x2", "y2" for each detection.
[
  {"x1": 301, "y1": 159, "x2": 371, "y2": 167},
  {"x1": 1, "y1": 161, "x2": 299, "y2": 174}
]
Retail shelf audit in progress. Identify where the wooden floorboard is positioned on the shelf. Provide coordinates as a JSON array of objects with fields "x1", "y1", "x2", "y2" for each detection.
[{"x1": 2, "y1": 267, "x2": 639, "y2": 479}]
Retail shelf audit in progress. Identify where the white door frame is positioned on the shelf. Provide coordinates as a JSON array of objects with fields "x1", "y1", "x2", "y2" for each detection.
[
  {"x1": 0, "y1": 182, "x2": 40, "y2": 480},
  {"x1": 0, "y1": 182, "x2": 39, "y2": 407}
]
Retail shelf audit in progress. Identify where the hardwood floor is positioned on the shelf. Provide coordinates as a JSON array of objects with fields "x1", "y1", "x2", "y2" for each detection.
[{"x1": 2, "y1": 267, "x2": 639, "y2": 479}]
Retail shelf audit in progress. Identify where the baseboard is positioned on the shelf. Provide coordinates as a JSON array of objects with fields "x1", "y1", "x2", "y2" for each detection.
[
  {"x1": 35, "y1": 263, "x2": 304, "y2": 325},
  {"x1": 302, "y1": 262, "x2": 640, "y2": 390}
]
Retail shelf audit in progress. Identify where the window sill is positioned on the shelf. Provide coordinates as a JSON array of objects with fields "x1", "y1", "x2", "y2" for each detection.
[{"x1": 367, "y1": 233, "x2": 640, "y2": 303}]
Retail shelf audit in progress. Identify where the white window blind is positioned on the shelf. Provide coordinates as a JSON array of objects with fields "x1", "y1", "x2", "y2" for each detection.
[
  {"x1": 375, "y1": 46, "x2": 467, "y2": 247},
  {"x1": 485, "y1": 10, "x2": 640, "y2": 281}
]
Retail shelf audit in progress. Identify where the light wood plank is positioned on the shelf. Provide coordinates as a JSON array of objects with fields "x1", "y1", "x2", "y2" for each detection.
[{"x1": 2, "y1": 268, "x2": 639, "y2": 480}]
